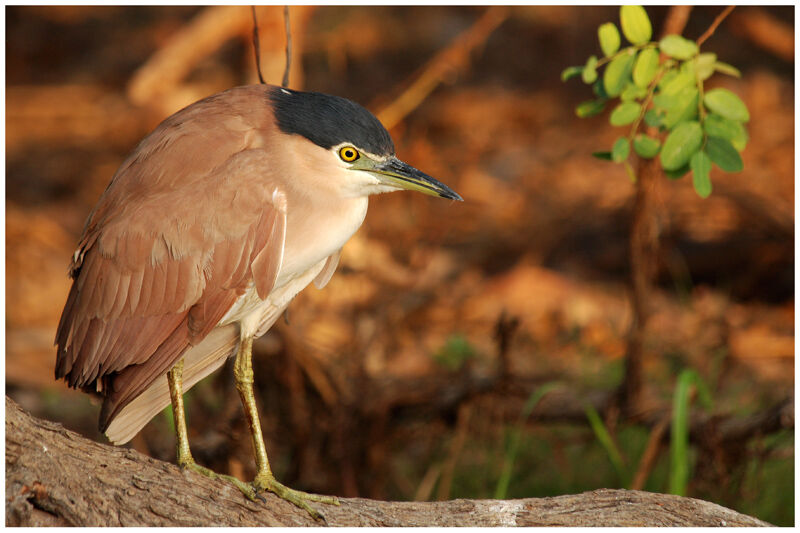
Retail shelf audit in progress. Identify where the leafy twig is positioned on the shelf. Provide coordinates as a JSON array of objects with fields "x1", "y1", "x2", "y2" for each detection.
[{"x1": 627, "y1": 64, "x2": 667, "y2": 139}]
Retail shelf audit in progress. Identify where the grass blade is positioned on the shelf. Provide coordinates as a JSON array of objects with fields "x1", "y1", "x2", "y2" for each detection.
[
  {"x1": 494, "y1": 382, "x2": 559, "y2": 499},
  {"x1": 669, "y1": 368, "x2": 713, "y2": 496},
  {"x1": 585, "y1": 403, "x2": 627, "y2": 486}
]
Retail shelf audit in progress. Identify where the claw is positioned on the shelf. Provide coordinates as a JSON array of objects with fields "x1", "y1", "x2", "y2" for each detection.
[
  {"x1": 177, "y1": 459, "x2": 336, "y2": 518},
  {"x1": 168, "y1": 354, "x2": 335, "y2": 516},
  {"x1": 252, "y1": 471, "x2": 339, "y2": 520},
  {"x1": 179, "y1": 459, "x2": 260, "y2": 501}
]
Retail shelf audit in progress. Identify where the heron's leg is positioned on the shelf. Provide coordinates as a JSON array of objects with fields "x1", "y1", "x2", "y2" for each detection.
[
  {"x1": 166, "y1": 359, "x2": 197, "y2": 467},
  {"x1": 233, "y1": 335, "x2": 339, "y2": 519},
  {"x1": 167, "y1": 358, "x2": 258, "y2": 500}
]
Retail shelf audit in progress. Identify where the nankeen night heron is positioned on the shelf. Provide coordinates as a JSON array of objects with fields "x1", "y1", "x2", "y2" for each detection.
[{"x1": 54, "y1": 84, "x2": 461, "y2": 517}]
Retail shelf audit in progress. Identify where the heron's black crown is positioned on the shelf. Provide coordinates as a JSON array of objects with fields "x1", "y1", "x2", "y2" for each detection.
[{"x1": 269, "y1": 86, "x2": 395, "y2": 157}]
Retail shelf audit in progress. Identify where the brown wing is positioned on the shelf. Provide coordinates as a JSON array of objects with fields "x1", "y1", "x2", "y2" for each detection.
[{"x1": 55, "y1": 143, "x2": 287, "y2": 432}]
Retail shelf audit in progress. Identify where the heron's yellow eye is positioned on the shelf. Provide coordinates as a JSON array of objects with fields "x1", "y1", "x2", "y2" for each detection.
[{"x1": 338, "y1": 146, "x2": 360, "y2": 162}]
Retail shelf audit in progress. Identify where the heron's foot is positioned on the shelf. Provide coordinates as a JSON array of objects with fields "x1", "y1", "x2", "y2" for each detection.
[
  {"x1": 253, "y1": 471, "x2": 340, "y2": 520},
  {"x1": 178, "y1": 458, "x2": 262, "y2": 502}
]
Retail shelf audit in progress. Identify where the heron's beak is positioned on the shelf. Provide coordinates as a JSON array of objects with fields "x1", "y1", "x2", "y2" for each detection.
[{"x1": 369, "y1": 157, "x2": 463, "y2": 201}]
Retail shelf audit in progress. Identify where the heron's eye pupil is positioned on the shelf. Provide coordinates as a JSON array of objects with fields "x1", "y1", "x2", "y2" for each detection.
[{"x1": 339, "y1": 147, "x2": 359, "y2": 162}]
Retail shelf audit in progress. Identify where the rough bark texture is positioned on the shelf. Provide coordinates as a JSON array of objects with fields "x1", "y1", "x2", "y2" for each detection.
[{"x1": 5, "y1": 397, "x2": 771, "y2": 527}]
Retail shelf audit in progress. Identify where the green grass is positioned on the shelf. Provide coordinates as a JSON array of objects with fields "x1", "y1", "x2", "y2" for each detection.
[
  {"x1": 494, "y1": 382, "x2": 560, "y2": 499},
  {"x1": 432, "y1": 334, "x2": 477, "y2": 370},
  {"x1": 669, "y1": 368, "x2": 713, "y2": 496},
  {"x1": 445, "y1": 424, "x2": 651, "y2": 499},
  {"x1": 585, "y1": 403, "x2": 628, "y2": 487},
  {"x1": 394, "y1": 397, "x2": 792, "y2": 525},
  {"x1": 736, "y1": 431, "x2": 794, "y2": 526}
]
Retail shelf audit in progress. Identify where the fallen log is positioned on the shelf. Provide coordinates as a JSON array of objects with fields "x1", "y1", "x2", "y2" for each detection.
[{"x1": 5, "y1": 397, "x2": 769, "y2": 527}]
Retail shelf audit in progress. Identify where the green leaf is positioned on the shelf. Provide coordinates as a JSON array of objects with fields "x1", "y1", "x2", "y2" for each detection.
[
  {"x1": 644, "y1": 109, "x2": 662, "y2": 128},
  {"x1": 704, "y1": 114, "x2": 749, "y2": 151},
  {"x1": 690, "y1": 150, "x2": 712, "y2": 198},
  {"x1": 575, "y1": 100, "x2": 606, "y2": 118},
  {"x1": 620, "y1": 82, "x2": 647, "y2": 102},
  {"x1": 706, "y1": 136, "x2": 743, "y2": 172},
  {"x1": 660, "y1": 120, "x2": 702, "y2": 171},
  {"x1": 561, "y1": 65, "x2": 584, "y2": 82},
  {"x1": 694, "y1": 53, "x2": 717, "y2": 81},
  {"x1": 582, "y1": 55, "x2": 598, "y2": 84},
  {"x1": 704, "y1": 88, "x2": 750, "y2": 122},
  {"x1": 662, "y1": 86, "x2": 698, "y2": 130},
  {"x1": 654, "y1": 83, "x2": 699, "y2": 130},
  {"x1": 665, "y1": 164, "x2": 690, "y2": 179},
  {"x1": 609, "y1": 101, "x2": 641, "y2": 126},
  {"x1": 660, "y1": 69, "x2": 694, "y2": 97},
  {"x1": 592, "y1": 151, "x2": 613, "y2": 161},
  {"x1": 659, "y1": 34, "x2": 699, "y2": 60},
  {"x1": 679, "y1": 58, "x2": 695, "y2": 76},
  {"x1": 703, "y1": 114, "x2": 745, "y2": 142},
  {"x1": 653, "y1": 91, "x2": 679, "y2": 112},
  {"x1": 657, "y1": 69, "x2": 678, "y2": 90},
  {"x1": 714, "y1": 61, "x2": 741, "y2": 78},
  {"x1": 593, "y1": 79, "x2": 609, "y2": 99},
  {"x1": 731, "y1": 126, "x2": 749, "y2": 152},
  {"x1": 612, "y1": 137, "x2": 630, "y2": 162},
  {"x1": 604, "y1": 50, "x2": 637, "y2": 97},
  {"x1": 633, "y1": 134, "x2": 661, "y2": 158},
  {"x1": 598, "y1": 23, "x2": 621, "y2": 57},
  {"x1": 620, "y1": 5, "x2": 652, "y2": 45},
  {"x1": 633, "y1": 48, "x2": 659, "y2": 88}
]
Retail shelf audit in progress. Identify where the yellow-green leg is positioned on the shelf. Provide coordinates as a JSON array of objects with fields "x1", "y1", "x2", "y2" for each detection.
[
  {"x1": 166, "y1": 358, "x2": 257, "y2": 500},
  {"x1": 233, "y1": 335, "x2": 339, "y2": 519}
]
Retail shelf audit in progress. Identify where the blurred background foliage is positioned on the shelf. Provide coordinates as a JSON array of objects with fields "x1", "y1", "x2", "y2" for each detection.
[{"x1": 5, "y1": 5, "x2": 794, "y2": 526}]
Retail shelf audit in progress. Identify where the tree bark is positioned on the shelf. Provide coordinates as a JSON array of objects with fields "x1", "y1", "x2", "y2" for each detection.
[{"x1": 5, "y1": 397, "x2": 770, "y2": 527}]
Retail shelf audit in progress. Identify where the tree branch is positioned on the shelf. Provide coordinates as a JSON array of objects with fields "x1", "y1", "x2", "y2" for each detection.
[
  {"x1": 6, "y1": 397, "x2": 770, "y2": 527},
  {"x1": 250, "y1": 6, "x2": 266, "y2": 85},
  {"x1": 375, "y1": 6, "x2": 507, "y2": 129},
  {"x1": 281, "y1": 5, "x2": 292, "y2": 88},
  {"x1": 621, "y1": 4, "x2": 694, "y2": 415},
  {"x1": 696, "y1": 6, "x2": 735, "y2": 47}
]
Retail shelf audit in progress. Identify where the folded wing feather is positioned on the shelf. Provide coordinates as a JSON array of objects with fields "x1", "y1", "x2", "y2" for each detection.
[{"x1": 55, "y1": 147, "x2": 287, "y2": 434}]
